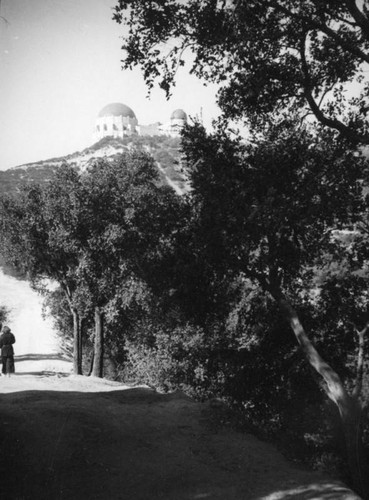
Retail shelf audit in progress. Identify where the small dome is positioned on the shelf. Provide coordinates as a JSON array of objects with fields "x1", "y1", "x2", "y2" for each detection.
[
  {"x1": 98, "y1": 103, "x2": 136, "y2": 119},
  {"x1": 171, "y1": 109, "x2": 187, "y2": 120}
]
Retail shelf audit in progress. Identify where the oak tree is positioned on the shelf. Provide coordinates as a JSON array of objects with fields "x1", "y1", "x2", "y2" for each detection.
[
  {"x1": 180, "y1": 121, "x2": 369, "y2": 496},
  {"x1": 114, "y1": 0, "x2": 369, "y2": 143},
  {"x1": 0, "y1": 166, "x2": 86, "y2": 374}
]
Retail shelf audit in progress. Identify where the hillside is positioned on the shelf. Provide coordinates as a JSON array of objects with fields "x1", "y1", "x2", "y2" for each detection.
[{"x1": 0, "y1": 135, "x2": 189, "y2": 196}]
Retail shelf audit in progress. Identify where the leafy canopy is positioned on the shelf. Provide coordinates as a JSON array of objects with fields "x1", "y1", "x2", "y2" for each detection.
[
  {"x1": 181, "y1": 121, "x2": 365, "y2": 294},
  {"x1": 114, "y1": 0, "x2": 369, "y2": 143}
]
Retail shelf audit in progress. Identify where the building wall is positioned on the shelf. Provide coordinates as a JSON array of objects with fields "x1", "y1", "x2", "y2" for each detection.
[
  {"x1": 159, "y1": 118, "x2": 186, "y2": 137},
  {"x1": 93, "y1": 108, "x2": 187, "y2": 142},
  {"x1": 94, "y1": 114, "x2": 138, "y2": 141},
  {"x1": 137, "y1": 122, "x2": 162, "y2": 136}
]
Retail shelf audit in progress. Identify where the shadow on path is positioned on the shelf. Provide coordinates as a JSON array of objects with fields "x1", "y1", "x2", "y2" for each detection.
[
  {"x1": 15, "y1": 353, "x2": 71, "y2": 362},
  {"x1": 0, "y1": 385, "x2": 360, "y2": 500},
  {"x1": 14, "y1": 371, "x2": 70, "y2": 377}
]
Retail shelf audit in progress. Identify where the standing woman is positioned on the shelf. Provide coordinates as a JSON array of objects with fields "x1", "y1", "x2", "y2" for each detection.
[{"x1": 0, "y1": 326, "x2": 16, "y2": 377}]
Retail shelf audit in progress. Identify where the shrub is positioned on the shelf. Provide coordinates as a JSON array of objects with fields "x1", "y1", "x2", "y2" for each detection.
[{"x1": 118, "y1": 324, "x2": 229, "y2": 398}]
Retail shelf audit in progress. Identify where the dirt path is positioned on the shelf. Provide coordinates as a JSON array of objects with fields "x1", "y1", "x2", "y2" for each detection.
[
  {"x1": 0, "y1": 356, "x2": 361, "y2": 500},
  {"x1": 0, "y1": 271, "x2": 358, "y2": 499}
]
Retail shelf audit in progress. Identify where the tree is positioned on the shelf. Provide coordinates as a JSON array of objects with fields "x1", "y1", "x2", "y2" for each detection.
[
  {"x1": 73, "y1": 152, "x2": 184, "y2": 377},
  {"x1": 0, "y1": 166, "x2": 86, "y2": 374},
  {"x1": 114, "y1": 0, "x2": 369, "y2": 143},
  {"x1": 179, "y1": 121, "x2": 369, "y2": 497},
  {"x1": 0, "y1": 151, "x2": 184, "y2": 378}
]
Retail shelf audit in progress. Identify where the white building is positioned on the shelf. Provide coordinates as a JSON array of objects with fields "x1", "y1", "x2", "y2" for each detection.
[
  {"x1": 94, "y1": 103, "x2": 188, "y2": 141},
  {"x1": 159, "y1": 109, "x2": 188, "y2": 136},
  {"x1": 94, "y1": 103, "x2": 138, "y2": 141}
]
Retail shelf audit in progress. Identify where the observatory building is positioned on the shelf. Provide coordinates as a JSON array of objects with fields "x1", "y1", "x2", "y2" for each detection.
[
  {"x1": 94, "y1": 103, "x2": 138, "y2": 141},
  {"x1": 94, "y1": 103, "x2": 188, "y2": 140},
  {"x1": 170, "y1": 108, "x2": 188, "y2": 133},
  {"x1": 159, "y1": 109, "x2": 188, "y2": 136}
]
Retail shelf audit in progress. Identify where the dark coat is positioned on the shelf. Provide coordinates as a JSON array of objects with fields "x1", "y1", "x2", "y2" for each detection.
[{"x1": 0, "y1": 331, "x2": 15, "y2": 356}]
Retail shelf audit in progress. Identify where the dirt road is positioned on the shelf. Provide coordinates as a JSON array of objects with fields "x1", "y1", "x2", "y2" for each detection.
[{"x1": 0, "y1": 354, "x2": 361, "y2": 500}]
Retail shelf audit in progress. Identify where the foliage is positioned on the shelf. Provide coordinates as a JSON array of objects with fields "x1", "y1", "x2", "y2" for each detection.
[
  {"x1": 0, "y1": 165, "x2": 60, "y2": 197},
  {"x1": 0, "y1": 165, "x2": 83, "y2": 287},
  {"x1": 110, "y1": 1, "x2": 369, "y2": 490},
  {"x1": 0, "y1": 150, "x2": 186, "y2": 376},
  {"x1": 0, "y1": 305, "x2": 9, "y2": 328},
  {"x1": 165, "y1": 121, "x2": 369, "y2": 491},
  {"x1": 121, "y1": 323, "x2": 211, "y2": 396},
  {"x1": 119, "y1": 281, "x2": 348, "y2": 474},
  {"x1": 114, "y1": 0, "x2": 369, "y2": 143},
  {"x1": 179, "y1": 121, "x2": 365, "y2": 298},
  {"x1": 75, "y1": 152, "x2": 184, "y2": 318}
]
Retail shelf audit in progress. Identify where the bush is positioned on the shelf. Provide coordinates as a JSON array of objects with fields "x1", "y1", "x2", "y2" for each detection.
[{"x1": 118, "y1": 324, "x2": 229, "y2": 398}]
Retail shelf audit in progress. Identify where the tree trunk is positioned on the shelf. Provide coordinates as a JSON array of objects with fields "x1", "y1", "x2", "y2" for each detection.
[
  {"x1": 275, "y1": 293, "x2": 369, "y2": 499},
  {"x1": 92, "y1": 306, "x2": 104, "y2": 378},
  {"x1": 340, "y1": 398, "x2": 369, "y2": 499},
  {"x1": 78, "y1": 316, "x2": 83, "y2": 375},
  {"x1": 72, "y1": 308, "x2": 82, "y2": 375},
  {"x1": 61, "y1": 285, "x2": 82, "y2": 375},
  {"x1": 88, "y1": 351, "x2": 94, "y2": 377}
]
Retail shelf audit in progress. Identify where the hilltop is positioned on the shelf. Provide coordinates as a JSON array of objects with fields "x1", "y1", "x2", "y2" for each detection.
[{"x1": 0, "y1": 135, "x2": 189, "y2": 196}]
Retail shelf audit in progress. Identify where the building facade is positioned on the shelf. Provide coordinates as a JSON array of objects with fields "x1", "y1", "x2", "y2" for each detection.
[
  {"x1": 94, "y1": 103, "x2": 138, "y2": 141},
  {"x1": 94, "y1": 103, "x2": 188, "y2": 141}
]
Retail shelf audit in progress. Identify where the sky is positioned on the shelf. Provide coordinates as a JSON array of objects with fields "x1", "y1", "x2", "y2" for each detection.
[{"x1": 0, "y1": 0, "x2": 220, "y2": 170}]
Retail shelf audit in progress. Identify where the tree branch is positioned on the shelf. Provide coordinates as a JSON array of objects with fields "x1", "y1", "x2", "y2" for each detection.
[
  {"x1": 269, "y1": 0, "x2": 369, "y2": 64},
  {"x1": 299, "y1": 34, "x2": 369, "y2": 144},
  {"x1": 344, "y1": 0, "x2": 369, "y2": 41},
  {"x1": 352, "y1": 321, "x2": 369, "y2": 399},
  {"x1": 271, "y1": 289, "x2": 352, "y2": 413}
]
